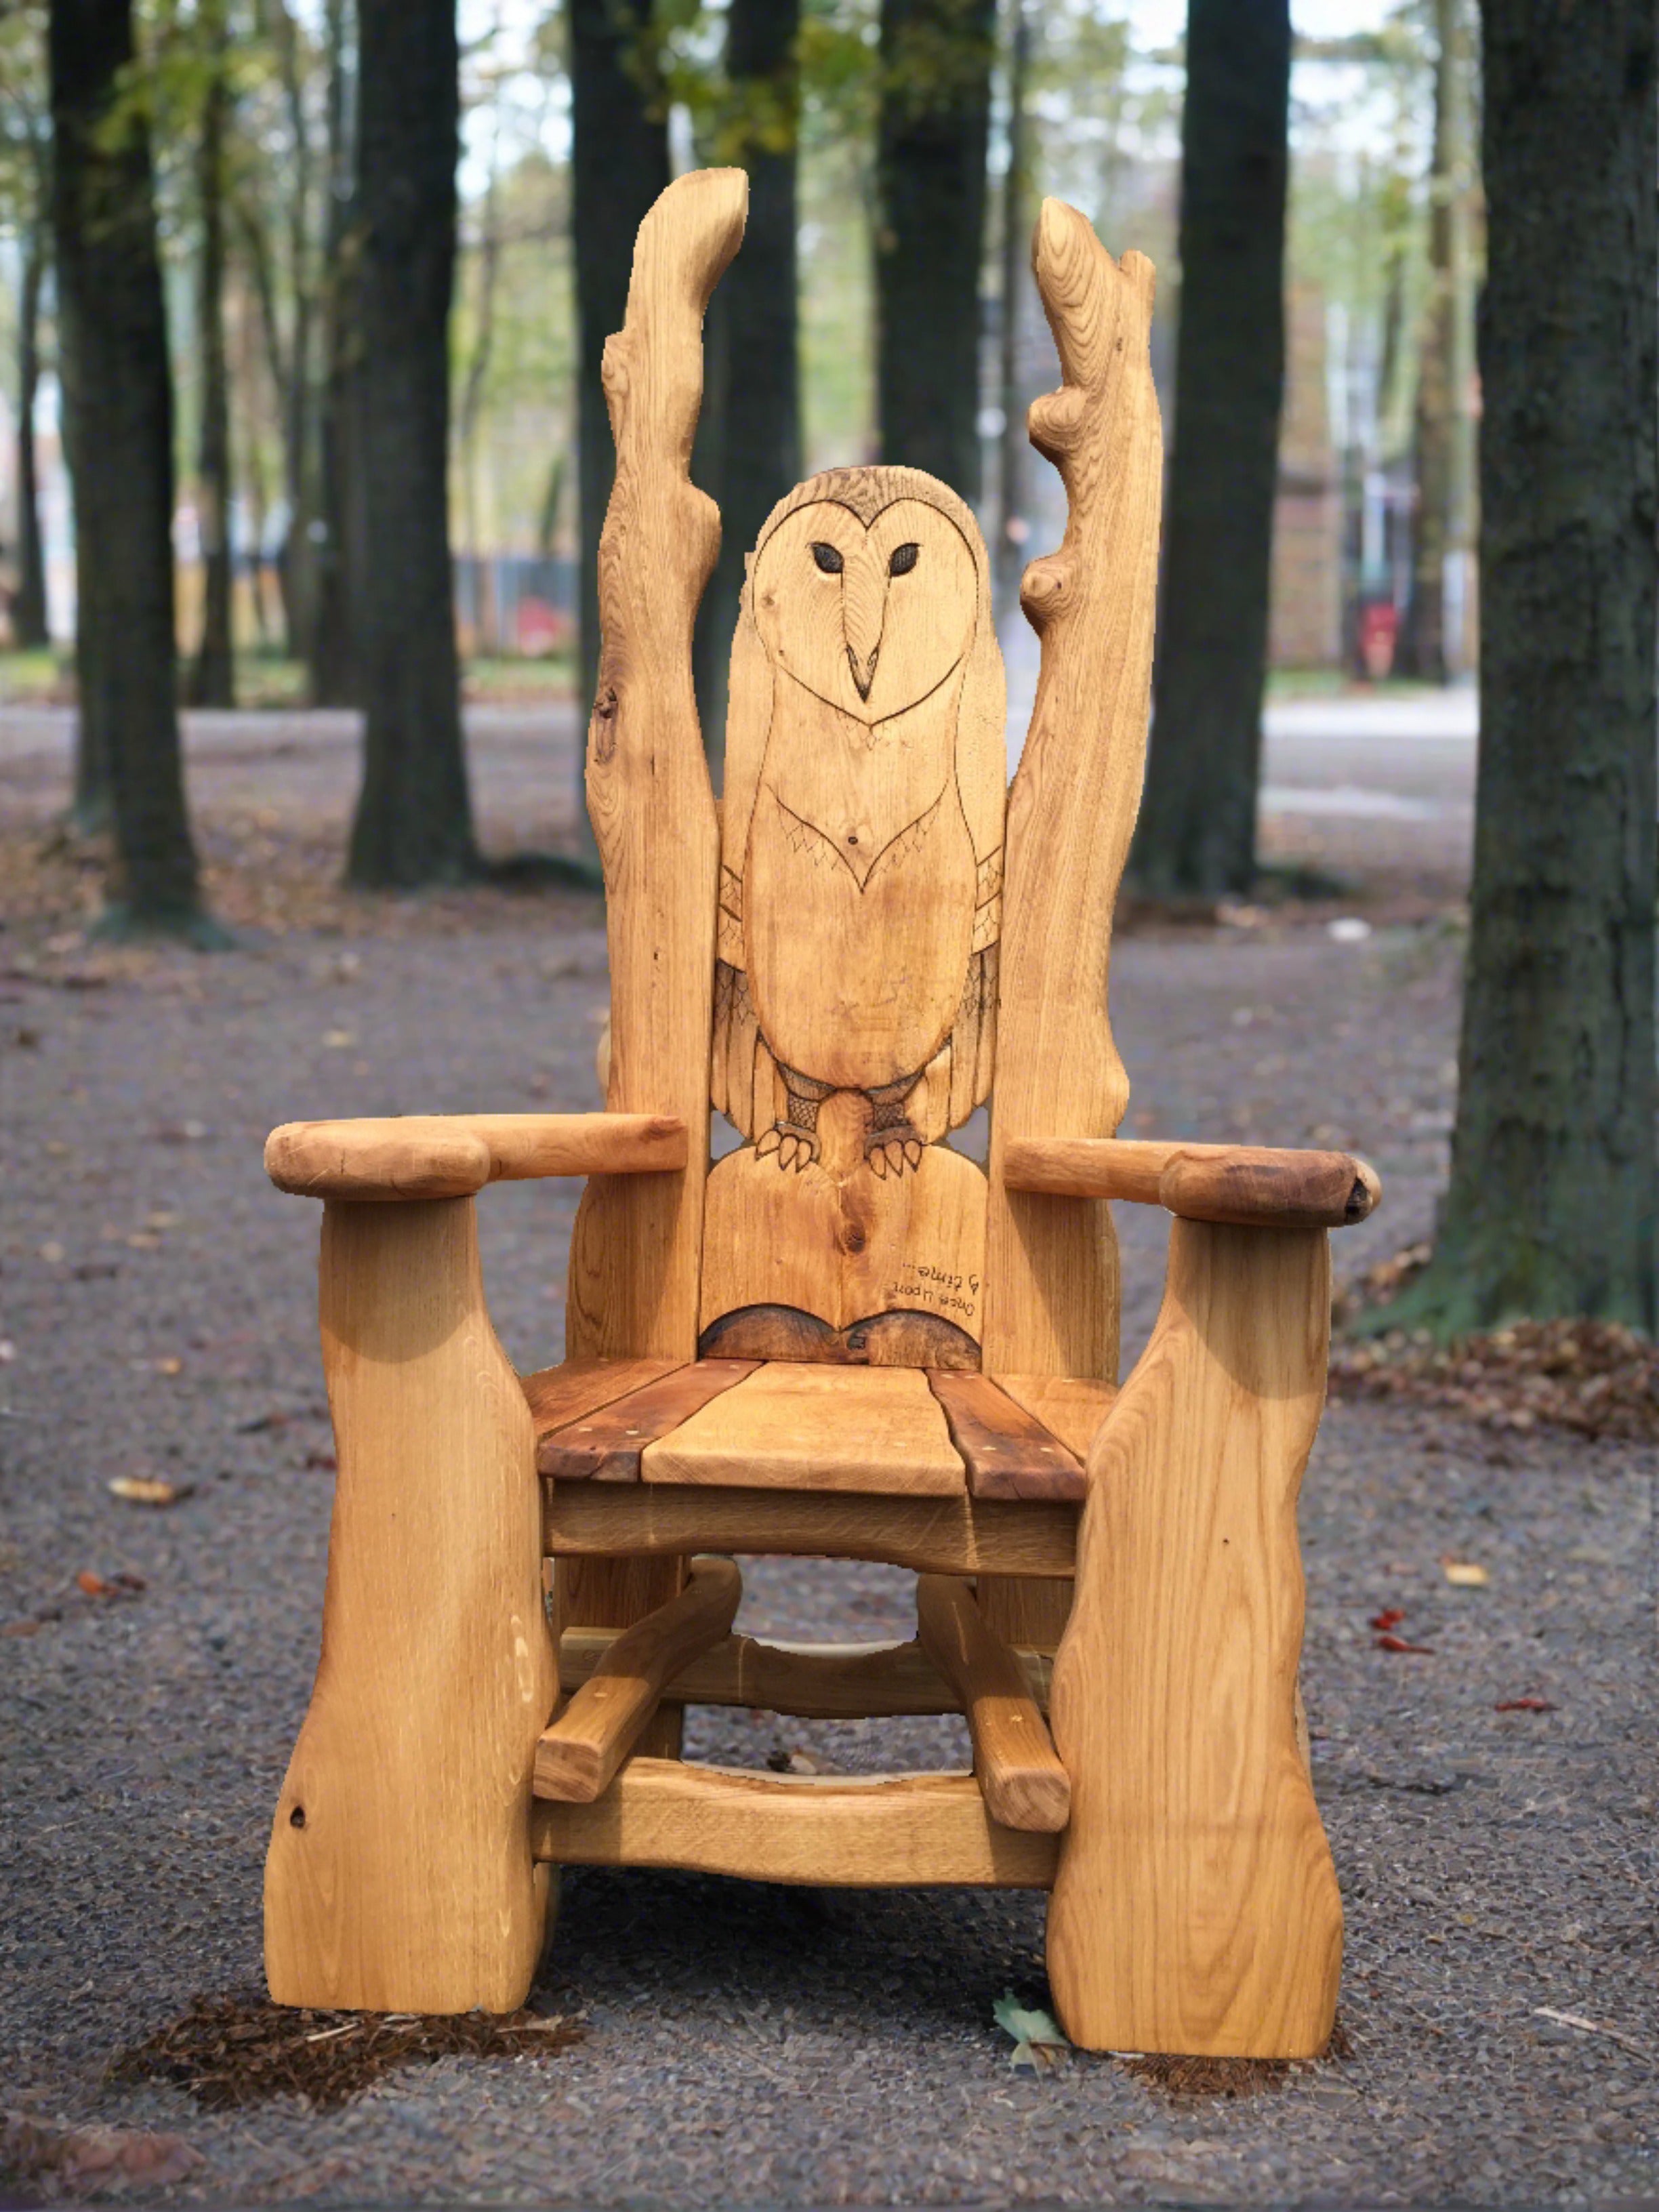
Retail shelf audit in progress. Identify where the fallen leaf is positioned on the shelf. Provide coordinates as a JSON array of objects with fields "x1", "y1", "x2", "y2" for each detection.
[
  {"x1": 38, "y1": 1241, "x2": 64, "y2": 1264},
  {"x1": 1370, "y1": 1607, "x2": 1406, "y2": 1631},
  {"x1": 994, "y1": 1990, "x2": 1069, "y2": 2069},
  {"x1": 765, "y1": 1747, "x2": 835, "y2": 1775},
  {"x1": 1442, "y1": 1559, "x2": 1489, "y2": 1587},
  {"x1": 76, "y1": 1569, "x2": 147, "y2": 1599},
  {"x1": 304, "y1": 1450, "x2": 337, "y2": 1471},
  {"x1": 1496, "y1": 1697, "x2": 1556, "y2": 1713},
  {"x1": 1374, "y1": 1632, "x2": 1435, "y2": 1654},
  {"x1": 109, "y1": 1475, "x2": 194, "y2": 1508},
  {"x1": 146, "y1": 1210, "x2": 180, "y2": 1230},
  {"x1": 323, "y1": 1028, "x2": 358, "y2": 1048},
  {"x1": 155, "y1": 1355, "x2": 183, "y2": 1376}
]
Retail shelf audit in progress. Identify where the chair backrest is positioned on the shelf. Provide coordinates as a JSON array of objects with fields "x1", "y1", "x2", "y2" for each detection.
[{"x1": 565, "y1": 168, "x2": 1162, "y2": 1393}]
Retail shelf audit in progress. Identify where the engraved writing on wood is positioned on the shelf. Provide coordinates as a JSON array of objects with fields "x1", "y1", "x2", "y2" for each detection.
[{"x1": 703, "y1": 466, "x2": 1006, "y2": 1368}]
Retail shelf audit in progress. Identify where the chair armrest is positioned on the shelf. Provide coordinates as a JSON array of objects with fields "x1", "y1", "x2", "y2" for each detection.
[
  {"x1": 1002, "y1": 1136, "x2": 1380, "y2": 1229},
  {"x1": 265, "y1": 1111, "x2": 688, "y2": 1201}
]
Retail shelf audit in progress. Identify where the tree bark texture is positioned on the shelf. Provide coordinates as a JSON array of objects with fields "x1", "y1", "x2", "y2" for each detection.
[
  {"x1": 50, "y1": 0, "x2": 205, "y2": 924},
  {"x1": 1410, "y1": 0, "x2": 1657, "y2": 1332},
  {"x1": 876, "y1": 0, "x2": 996, "y2": 501},
  {"x1": 692, "y1": 0, "x2": 801, "y2": 782},
  {"x1": 1132, "y1": 0, "x2": 1290, "y2": 901},
  {"x1": 307, "y1": 0, "x2": 356, "y2": 706},
  {"x1": 569, "y1": 0, "x2": 670, "y2": 731},
  {"x1": 14, "y1": 225, "x2": 49, "y2": 651},
  {"x1": 345, "y1": 0, "x2": 476, "y2": 887},
  {"x1": 188, "y1": 5, "x2": 235, "y2": 709}
]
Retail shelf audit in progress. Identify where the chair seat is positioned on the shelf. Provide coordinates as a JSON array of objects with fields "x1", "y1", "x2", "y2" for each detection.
[{"x1": 521, "y1": 1357, "x2": 1108, "y2": 1501}]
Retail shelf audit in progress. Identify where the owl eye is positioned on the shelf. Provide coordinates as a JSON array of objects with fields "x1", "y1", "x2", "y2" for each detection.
[
  {"x1": 810, "y1": 541, "x2": 844, "y2": 574},
  {"x1": 888, "y1": 542, "x2": 920, "y2": 576}
]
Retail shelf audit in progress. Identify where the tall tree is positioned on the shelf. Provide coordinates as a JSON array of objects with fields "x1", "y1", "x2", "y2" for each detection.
[
  {"x1": 1387, "y1": 0, "x2": 1656, "y2": 1335},
  {"x1": 13, "y1": 209, "x2": 49, "y2": 651},
  {"x1": 308, "y1": 0, "x2": 356, "y2": 707},
  {"x1": 1131, "y1": 0, "x2": 1290, "y2": 901},
  {"x1": 50, "y1": 0, "x2": 213, "y2": 934},
  {"x1": 344, "y1": 0, "x2": 475, "y2": 886},
  {"x1": 186, "y1": 0, "x2": 234, "y2": 708},
  {"x1": 1397, "y1": 0, "x2": 1475, "y2": 682},
  {"x1": 693, "y1": 0, "x2": 801, "y2": 781},
  {"x1": 875, "y1": 0, "x2": 996, "y2": 499},
  {"x1": 569, "y1": 0, "x2": 670, "y2": 735}
]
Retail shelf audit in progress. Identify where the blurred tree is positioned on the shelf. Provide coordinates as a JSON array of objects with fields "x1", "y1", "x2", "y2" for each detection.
[
  {"x1": 1385, "y1": 0, "x2": 1656, "y2": 1334},
  {"x1": 876, "y1": 0, "x2": 996, "y2": 499},
  {"x1": 568, "y1": 0, "x2": 668, "y2": 748},
  {"x1": 345, "y1": 0, "x2": 476, "y2": 884},
  {"x1": 184, "y1": 0, "x2": 234, "y2": 705},
  {"x1": 310, "y1": 0, "x2": 358, "y2": 705},
  {"x1": 1397, "y1": 0, "x2": 1475, "y2": 681},
  {"x1": 0, "y1": 7, "x2": 52, "y2": 652},
  {"x1": 50, "y1": 0, "x2": 216, "y2": 933},
  {"x1": 1132, "y1": 0, "x2": 1290, "y2": 901},
  {"x1": 692, "y1": 0, "x2": 802, "y2": 782},
  {"x1": 991, "y1": 0, "x2": 1029, "y2": 615}
]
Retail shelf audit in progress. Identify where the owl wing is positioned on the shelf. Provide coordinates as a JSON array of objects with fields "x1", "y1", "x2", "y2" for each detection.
[{"x1": 712, "y1": 566, "x2": 781, "y2": 1138}]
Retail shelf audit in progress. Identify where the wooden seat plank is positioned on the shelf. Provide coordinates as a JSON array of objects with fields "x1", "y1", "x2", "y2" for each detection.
[
  {"x1": 926, "y1": 1370, "x2": 1085, "y2": 1502},
  {"x1": 989, "y1": 1373, "x2": 1115, "y2": 1460},
  {"x1": 523, "y1": 1358, "x2": 684, "y2": 1462},
  {"x1": 539, "y1": 1360, "x2": 758, "y2": 1481},
  {"x1": 531, "y1": 1757, "x2": 1059, "y2": 1889},
  {"x1": 641, "y1": 1361, "x2": 966, "y2": 1494}
]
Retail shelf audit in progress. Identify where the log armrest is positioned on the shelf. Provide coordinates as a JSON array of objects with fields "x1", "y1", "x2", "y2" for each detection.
[
  {"x1": 1002, "y1": 1136, "x2": 1380, "y2": 1230},
  {"x1": 265, "y1": 1111, "x2": 689, "y2": 1201}
]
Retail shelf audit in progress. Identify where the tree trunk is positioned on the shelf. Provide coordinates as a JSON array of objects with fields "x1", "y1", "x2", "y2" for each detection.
[
  {"x1": 569, "y1": 0, "x2": 670, "y2": 736},
  {"x1": 344, "y1": 0, "x2": 476, "y2": 886},
  {"x1": 692, "y1": 0, "x2": 800, "y2": 783},
  {"x1": 188, "y1": 4, "x2": 236, "y2": 709},
  {"x1": 13, "y1": 224, "x2": 49, "y2": 652},
  {"x1": 1389, "y1": 0, "x2": 1656, "y2": 1336},
  {"x1": 1131, "y1": 0, "x2": 1290, "y2": 903},
  {"x1": 50, "y1": 0, "x2": 211, "y2": 934},
  {"x1": 1398, "y1": 0, "x2": 1474, "y2": 684},
  {"x1": 876, "y1": 0, "x2": 996, "y2": 501},
  {"x1": 992, "y1": 0, "x2": 1030, "y2": 616},
  {"x1": 308, "y1": 0, "x2": 356, "y2": 708}
]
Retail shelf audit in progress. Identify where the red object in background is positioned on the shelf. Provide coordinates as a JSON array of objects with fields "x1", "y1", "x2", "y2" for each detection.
[
  {"x1": 1357, "y1": 600, "x2": 1398, "y2": 680},
  {"x1": 514, "y1": 596, "x2": 568, "y2": 658},
  {"x1": 1370, "y1": 1607, "x2": 1406, "y2": 1631}
]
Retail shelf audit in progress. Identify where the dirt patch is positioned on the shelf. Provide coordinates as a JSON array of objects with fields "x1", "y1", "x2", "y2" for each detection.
[
  {"x1": 108, "y1": 1991, "x2": 583, "y2": 2111},
  {"x1": 1118, "y1": 2020, "x2": 1354, "y2": 2101}
]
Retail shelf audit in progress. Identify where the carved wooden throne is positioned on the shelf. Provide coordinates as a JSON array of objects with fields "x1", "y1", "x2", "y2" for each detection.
[{"x1": 262, "y1": 170, "x2": 1378, "y2": 2059}]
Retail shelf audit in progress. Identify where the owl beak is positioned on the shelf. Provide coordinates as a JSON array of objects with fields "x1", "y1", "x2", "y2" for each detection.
[{"x1": 841, "y1": 546, "x2": 886, "y2": 704}]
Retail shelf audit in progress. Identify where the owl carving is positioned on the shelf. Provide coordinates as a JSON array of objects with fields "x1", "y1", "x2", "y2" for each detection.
[{"x1": 713, "y1": 466, "x2": 1005, "y2": 1179}]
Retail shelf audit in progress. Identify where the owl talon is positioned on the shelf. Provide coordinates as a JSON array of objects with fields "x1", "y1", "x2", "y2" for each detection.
[
  {"x1": 762, "y1": 1120, "x2": 819, "y2": 1172},
  {"x1": 863, "y1": 1122, "x2": 925, "y2": 1179}
]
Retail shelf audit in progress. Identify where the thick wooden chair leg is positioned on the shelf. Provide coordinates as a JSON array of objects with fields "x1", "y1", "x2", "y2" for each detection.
[
  {"x1": 1046, "y1": 1221, "x2": 1342, "y2": 2059},
  {"x1": 264, "y1": 1198, "x2": 556, "y2": 2015}
]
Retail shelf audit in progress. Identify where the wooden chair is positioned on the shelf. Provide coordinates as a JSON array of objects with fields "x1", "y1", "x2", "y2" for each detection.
[{"x1": 261, "y1": 170, "x2": 1378, "y2": 2059}]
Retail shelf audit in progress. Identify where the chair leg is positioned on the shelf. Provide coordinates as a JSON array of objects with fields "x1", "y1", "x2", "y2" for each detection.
[
  {"x1": 1046, "y1": 1220, "x2": 1342, "y2": 2058},
  {"x1": 265, "y1": 1198, "x2": 556, "y2": 2014},
  {"x1": 555, "y1": 1555, "x2": 689, "y2": 1756}
]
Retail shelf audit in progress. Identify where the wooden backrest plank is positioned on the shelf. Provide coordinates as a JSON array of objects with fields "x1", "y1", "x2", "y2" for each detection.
[
  {"x1": 565, "y1": 168, "x2": 747, "y2": 1359},
  {"x1": 981, "y1": 203, "x2": 1163, "y2": 1385},
  {"x1": 700, "y1": 465, "x2": 1006, "y2": 1367}
]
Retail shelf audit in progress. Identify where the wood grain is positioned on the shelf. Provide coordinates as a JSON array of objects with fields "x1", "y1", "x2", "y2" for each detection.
[
  {"x1": 533, "y1": 1557, "x2": 741, "y2": 1801},
  {"x1": 544, "y1": 1481, "x2": 1078, "y2": 1579},
  {"x1": 640, "y1": 1360, "x2": 965, "y2": 1494},
  {"x1": 558, "y1": 1625, "x2": 1053, "y2": 1717},
  {"x1": 926, "y1": 1370, "x2": 1085, "y2": 1501},
  {"x1": 1004, "y1": 1136, "x2": 1382, "y2": 1228},
  {"x1": 266, "y1": 1113, "x2": 688, "y2": 1202},
  {"x1": 1046, "y1": 1219, "x2": 1343, "y2": 2057},
  {"x1": 989, "y1": 1373, "x2": 1115, "y2": 1458},
  {"x1": 523, "y1": 1357, "x2": 682, "y2": 1455},
  {"x1": 702, "y1": 462, "x2": 1004, "y2": 1363},
  {"x1": 915, "y1": 1576, "x2": 1070, "y2": 1832},
  {"x1": 565, "y1": 167, "x2": 745, "y2": 1359},
  {"x1": 981, "y1": 201, "x2": 1163, "y2": 1386},
  {"x1": 531, "y1": 1758, "x2": 1059, "y2": 1889},
  {"x1": 539, "y1": 1359, "x2": 758, "y2": 1480},
  {"x1": 265, "y1": 1198, "x2": 556, "y2": 2013}
]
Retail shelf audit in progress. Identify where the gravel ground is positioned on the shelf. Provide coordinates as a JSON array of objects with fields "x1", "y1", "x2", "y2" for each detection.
[{"x1": 1, "y1": 705, "x2": 1655, "y2": 2206}]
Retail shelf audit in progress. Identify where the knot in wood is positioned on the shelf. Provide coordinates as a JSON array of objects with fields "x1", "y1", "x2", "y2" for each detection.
[{"x1": 1019, "y1": 558, "x2": 1070, "y2": 629}]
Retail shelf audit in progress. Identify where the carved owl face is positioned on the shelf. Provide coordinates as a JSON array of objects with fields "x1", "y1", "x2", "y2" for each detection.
[{"x1": 751, "y1": 495, "x2": 978, "y2": 725}]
